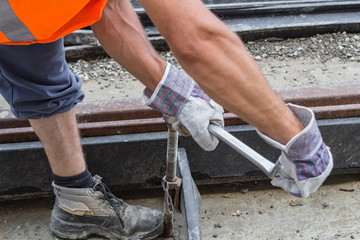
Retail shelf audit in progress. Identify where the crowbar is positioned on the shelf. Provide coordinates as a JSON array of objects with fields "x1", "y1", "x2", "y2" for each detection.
[{"x1": 208, "y1": 124, "x2": 279, "y2": 179}]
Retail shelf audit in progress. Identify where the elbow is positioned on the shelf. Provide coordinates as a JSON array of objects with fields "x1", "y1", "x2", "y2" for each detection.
[
  {"x1": 171, "y1": 41, "x2": 202, "y2": 64},
  {"x1": 167, "y1": 26, "x2": 215, "y2": 64}
]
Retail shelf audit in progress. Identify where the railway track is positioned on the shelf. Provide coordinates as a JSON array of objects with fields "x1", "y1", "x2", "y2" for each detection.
[
  {"x1": 1, "y1": 84, "x2": 360, "y2": 198},
  {"x1": 1, "y1": 84, "x2": 360, "y2": 143}
]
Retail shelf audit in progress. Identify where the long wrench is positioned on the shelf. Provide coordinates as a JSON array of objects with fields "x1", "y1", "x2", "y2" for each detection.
[{"x1": 208, "y1": 124, "x2": 278, "y2": 179}]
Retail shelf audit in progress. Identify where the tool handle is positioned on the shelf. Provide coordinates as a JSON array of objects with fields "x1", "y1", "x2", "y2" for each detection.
[
  {"x1": 166, "y1": 127, "x2": 178, "y2": 182},
  {"x1": 208, "y1": 124, "x2": 276, "y2": 178}
]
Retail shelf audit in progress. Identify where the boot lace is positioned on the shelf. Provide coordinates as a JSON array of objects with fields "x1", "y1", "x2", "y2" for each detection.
[{"x1": 93, "y1": 175, "x2": 127, "y2": 228}]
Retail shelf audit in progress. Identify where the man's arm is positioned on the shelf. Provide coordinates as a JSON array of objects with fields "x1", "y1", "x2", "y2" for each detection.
[
  {"x1": 92, "y1": 0, "x2": 332, "y2": 197},
  {"x1": 92, "y1": 0, "x2": 165, "y2": 91},
  {"x1": 138, "y1": 0, "x2": 304, "y2": 145},
  {"x1": 92, "y1": 0, "x2": 224, "y2": 151}
]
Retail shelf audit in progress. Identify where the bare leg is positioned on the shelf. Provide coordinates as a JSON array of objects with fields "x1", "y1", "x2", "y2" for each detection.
[
  {"x1": 92, "y1": 0, "x2": 166, "y2": 91},
  {"x1": 28, "y1": 0, "x2": 162, "y2": 177},
  {"x1": 138, "y1": 0, "x2": 303, "y2": 145},
  {"x1": 29, "y1": 109, "x2": 86, "y2": 177},
  {"x1": 27, "y1": 0, "x2": 164, "y2": 177}
]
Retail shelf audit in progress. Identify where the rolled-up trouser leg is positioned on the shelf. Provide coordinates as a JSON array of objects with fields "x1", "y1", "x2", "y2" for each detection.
[{"x1": 0, "y1": 38, "x2": 84, "y2": 119}]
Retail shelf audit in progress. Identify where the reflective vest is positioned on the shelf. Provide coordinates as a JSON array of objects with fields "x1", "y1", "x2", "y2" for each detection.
[{"x1": 0, "y1": 0, "x2": 107, "y2": 45}]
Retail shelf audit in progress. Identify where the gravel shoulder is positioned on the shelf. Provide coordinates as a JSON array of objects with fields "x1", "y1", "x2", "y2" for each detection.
[{"x1": 72, "y1": 32, "x2": 360, "y2": 102}]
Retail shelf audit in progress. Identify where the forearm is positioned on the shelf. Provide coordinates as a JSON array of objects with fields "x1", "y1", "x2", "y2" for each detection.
[
  {"x1": 174, "y1": 28, "x2": 297, "y2": 141},
  {"x1": 139, "y1": 0, "x2": 303, "y2": 144},
  {"x1": 184, "y1": 39, "x2": 299, "y2": 141},
  {"x1": 92, "y1": 0, "x2": 165, "y2": 91}
]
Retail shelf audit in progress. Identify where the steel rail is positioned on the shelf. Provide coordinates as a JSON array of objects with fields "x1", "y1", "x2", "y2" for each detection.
[{"x1": 1, "y1": 84, "x2": 360, "y2": 143}]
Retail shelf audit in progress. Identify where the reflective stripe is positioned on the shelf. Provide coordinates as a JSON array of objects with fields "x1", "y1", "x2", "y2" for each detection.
[{"x1": 0, "y1": 0, "x2": 36, "y2": 42}]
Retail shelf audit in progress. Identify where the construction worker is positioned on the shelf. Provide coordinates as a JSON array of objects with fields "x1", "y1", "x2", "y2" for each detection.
[{"x1": 0, "y1": 0, "x2": 333, "y2": 239}]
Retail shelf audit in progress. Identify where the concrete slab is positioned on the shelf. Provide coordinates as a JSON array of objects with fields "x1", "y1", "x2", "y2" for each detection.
[{"x1": 0, "y1": 174, "x2": 358, "y2": 240}]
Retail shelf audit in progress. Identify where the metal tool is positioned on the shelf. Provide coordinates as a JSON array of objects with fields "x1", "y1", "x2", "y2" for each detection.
[
  {"x1": 162, "y1": 128, "x2": 181, "y2": 238},
  {"x1": 163, "y1": 127, "x2": 202, "y2": 240},
  {"x1": 208, "y1": 124, "x2": 278, "y2": 179},
  {"x1": 163, "y1": 124, "x2": 281, "y2": 239}
]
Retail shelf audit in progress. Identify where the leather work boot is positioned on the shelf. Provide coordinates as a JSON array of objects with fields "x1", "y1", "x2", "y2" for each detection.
[{"x1": 50, "y1": 175, "x2": 163, "y2": 239}]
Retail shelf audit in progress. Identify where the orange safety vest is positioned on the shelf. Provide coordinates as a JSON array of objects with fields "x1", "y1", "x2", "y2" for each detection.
[{"x1": 0, "y1": 0, "x2": 107, "y2": 45}]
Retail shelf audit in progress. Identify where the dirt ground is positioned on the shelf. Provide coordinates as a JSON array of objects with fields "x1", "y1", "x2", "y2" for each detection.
[{"x1": 0, "y1": 174, "x2": 359, "y2": 240}]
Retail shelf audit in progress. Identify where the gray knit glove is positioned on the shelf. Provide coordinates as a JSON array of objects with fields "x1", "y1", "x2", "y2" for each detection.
[
  {"x1": 257, "y1": 104, "x2": 333, "y2": 198},
  {"x1": 142, "y1": 63, "x2": 224, "y2": 151}
]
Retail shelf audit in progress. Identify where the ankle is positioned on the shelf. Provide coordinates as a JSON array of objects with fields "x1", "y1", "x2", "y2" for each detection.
[{"x1": 53, "y1": 168, "x2": 94, "y2": 188}]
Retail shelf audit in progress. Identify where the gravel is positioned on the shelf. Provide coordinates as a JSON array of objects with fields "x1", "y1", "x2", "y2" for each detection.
[
  {"x1": 246, "y1": 32, "x2": 360, "y2": 62},
  {"x1": 68, "y1": 31, "x2": 360, "y2": 83},
  {"x1": 3, "y1": 31, "x2": 359, "y2": 107}
]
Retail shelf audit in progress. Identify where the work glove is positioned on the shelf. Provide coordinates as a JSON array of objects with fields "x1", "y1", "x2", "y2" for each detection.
[
  {"x1": 257, "y1": 103, "x2": 333, "y2": 198},
  {"x1": 142, "y1": 63, "x2": 224, "y2": 151}
]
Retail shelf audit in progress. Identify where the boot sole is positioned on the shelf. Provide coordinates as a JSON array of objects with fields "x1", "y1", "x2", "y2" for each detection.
[{"x1": 50, "y1": 214, "x2": 164, "y2": 240}]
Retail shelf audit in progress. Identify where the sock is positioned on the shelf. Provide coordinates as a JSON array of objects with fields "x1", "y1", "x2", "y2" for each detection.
[{"x1": 53, "y1": 168, "x2": 94, "y2": 188}]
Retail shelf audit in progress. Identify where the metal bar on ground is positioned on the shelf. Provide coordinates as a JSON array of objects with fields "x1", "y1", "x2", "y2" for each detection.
[
  {"x1": 178, "y1": 149, "x2": 202, "y2": 240},
  {"x1": 162, "y1": 127, "x2": 180, "y2": 237},
  {"x1": 1, "y1": 84, "x2": 360, "y2": 143}
]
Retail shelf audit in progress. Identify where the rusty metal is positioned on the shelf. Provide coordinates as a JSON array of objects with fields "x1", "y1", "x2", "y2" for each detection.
[
  {"x1": 162, "y1": 176, "x2": 182, "y2": 238},
  {"x1": 1, "y1": 107, "x2": 359, "y2": 143},
  {"x1": 0, "y1": 100, "x2": 161, "y2": 129},
  {"x1": 0, "y1": 118, "x2": 167, "y2": 143},
  {"x1": 1, "y1": 84, "x2": 360, "y2": 143},
  {"x1": 275, "y1": 84, "x2": 360, "y2": 107},
  {"x1": 163, "y1": 127, "x2": 179, "y2": 237},
  {"x1": 166, "y1": 128, "x2": 178, "y2": 182}
]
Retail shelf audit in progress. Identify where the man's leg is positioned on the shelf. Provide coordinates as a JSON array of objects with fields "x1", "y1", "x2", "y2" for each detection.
[
  {"x1": 29, "y1": 109, "x2": 85, "y2": 177},
  {"x1": 0, "y1": 39, "x2": 89, "y2": 182},
  {"x1": 30, "y1": 109, "x2": 163, "y2": 239},
  {"x1": 0, "y1": 39, "x2": 163, "y2": 239}
]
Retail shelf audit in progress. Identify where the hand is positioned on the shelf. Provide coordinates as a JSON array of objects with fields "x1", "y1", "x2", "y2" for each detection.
[
  {"x1": 270, "y1": 143, "x2": 333, "y2": 198},
  {"x1": 258, "y1": 104, "x2": 333, "y2": 198},
  {"x1": 143, "y1": 63, "x2": 224, "y2": 151}
]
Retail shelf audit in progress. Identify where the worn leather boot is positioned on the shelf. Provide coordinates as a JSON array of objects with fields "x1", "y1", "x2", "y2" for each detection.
[{"x1": 50, "y1": 175, "x2": 163, "y2": 239}]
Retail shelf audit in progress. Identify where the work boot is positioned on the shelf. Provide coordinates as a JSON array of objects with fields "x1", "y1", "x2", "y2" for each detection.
[{"x1": 50, "y1": 175, "x2": 163, "y2": 239}]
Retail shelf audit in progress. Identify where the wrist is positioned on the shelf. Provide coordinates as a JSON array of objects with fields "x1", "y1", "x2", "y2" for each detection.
[{"x1": 143, "y1": 63, "x2": 195, "y2": 117}]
